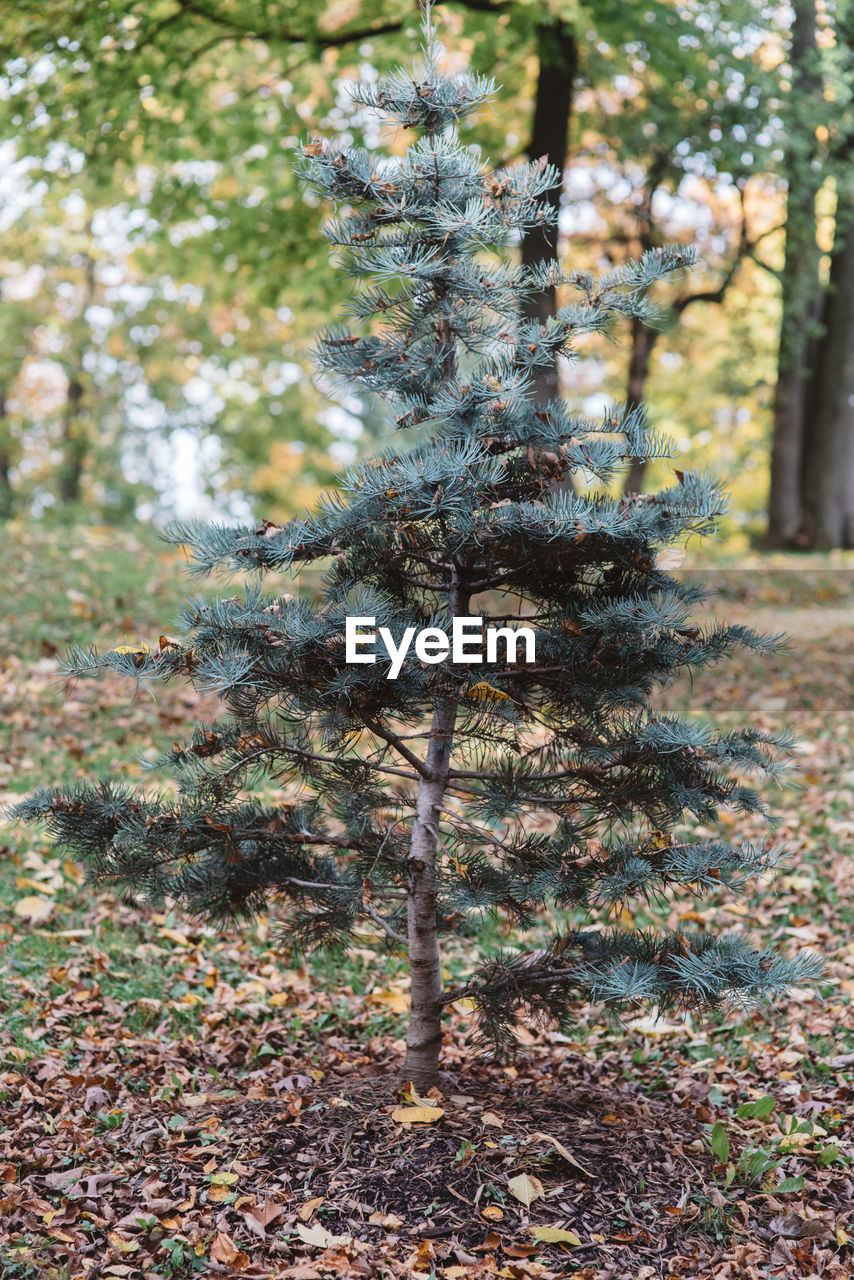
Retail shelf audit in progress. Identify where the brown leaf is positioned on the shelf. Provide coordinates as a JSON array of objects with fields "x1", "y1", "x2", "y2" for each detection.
[{"x1": 298, "y1": 1196, "x2": 324, "y2": 1222}]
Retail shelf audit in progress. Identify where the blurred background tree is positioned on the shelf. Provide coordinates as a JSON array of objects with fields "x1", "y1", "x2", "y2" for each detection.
[{"x1": 0, "y1": 0, "x2": 850, "y2": 545}]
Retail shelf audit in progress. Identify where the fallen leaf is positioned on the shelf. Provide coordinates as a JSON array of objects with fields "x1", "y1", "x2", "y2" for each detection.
[
  {"x1": 531, "y1": 1225, "x2": 581, "y2": 1245},
  {"x1": 366, "y1": 988, "x2": 410, "y2": 1013},
  {"x1": 507, "y1": 1172, "x2": 545, "y2": 1207},
  {"x1": 481, "y1": 1205, "x2": 504, "y2": 1221},
  {"x1": 296, "y1": 1221, "x2": 351, "y2": 1249},
  {"x1": 298, "y1": 1196, "x2": 324, "y2": 1222},
  {"x1": 209, "y1": 1231, "x2": 243, "y2": 1264},
  {"x1": 14, "y1": 896, "x2": 53, "y2": 923},
  {"x1": 535, "y1": 1132, "x2": 594, "y2": 1177},
  {"x1": 368, "y1": 1211, "x2": 404, "y2": 1229},
  {"x1": 391, "y1": 1106, "x2": 444, "y2": 1124}
]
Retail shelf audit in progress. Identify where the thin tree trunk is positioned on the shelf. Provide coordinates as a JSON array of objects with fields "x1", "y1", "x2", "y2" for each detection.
[
  {"x1": 622, "y1": 319, "x2": 659, "y2": 494},
  {"x1": 800, "y1": 214, "x2": 854, "y2": 547},
  {"x1": 59, "y1": 376, "x2": 86, "y2": 505},
  {"x1": 403, "y1": 576, "x2": 467, "y2": 1090},
  {"x1": 766, "y1": 0, "x2": 822, "y2": 547},
  {"x1": 521, "y1": 21, "x2": 578, "y2": 406},
  {"x1": 0, "y1": 388, "x2": 12, "y2": 520},
  {"x1": 59, "y1": 241, "x2": 96, "y2": 508}
]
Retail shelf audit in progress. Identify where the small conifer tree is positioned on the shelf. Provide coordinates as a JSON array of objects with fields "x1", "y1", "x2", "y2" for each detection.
[{"x1": 15, "y1": 15, "x2": 819, "y2": 1088}]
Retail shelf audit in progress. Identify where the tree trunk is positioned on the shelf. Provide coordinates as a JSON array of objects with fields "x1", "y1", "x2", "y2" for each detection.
[
  {"x1": 766, "y1": 0, "x2": 823, "y2": 547},
  {"x1": 59, "y1": 376, "x2": 86, "y2": 506},
  {"x1": 402, "y1": 577, "x2": 467, "y2": 1090},
  {"x1": 0, "y1": 389, "x2": 12, "y2": 520},
  {"x1": 622, "y1": 319, "x2": 659, "y2": 495},
  {"x1": 799, "y1": 214, "x2": 854, "y2": 547},
  {"x1": 521, "y1": 21, "x2": 578, "y2": 406}
]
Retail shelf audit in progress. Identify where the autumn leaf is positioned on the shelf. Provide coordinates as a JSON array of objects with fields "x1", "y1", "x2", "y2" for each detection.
[
  {"x1": 14, "y1": 896, "x2": 53, "y2": 923},
  {"x1": 296, "y1": 1222, "x2": 351, "y2": 1249},
  {"x1": 298, "y1": 1196, "x2": 323, "y2": 1222},
  {"x1": 535, "y1": 1132, "x2": 594, "y2": 1177},
  {"x1": 366, "y1": 988, "x2": 410, "y2": 1014},
  {"x1": 209, "y1": 1231, "x2": 249, "y2": 1266},
  {"x1": 507, "y1": 1172, "x2": 545, "y2": 1207},
  {"x1": 391, "y1": 1106, "x2": 444, "y2": 1124},
  {"x1": 464, "y1": 681, "x2": 514, "y2": 704},
  {"x1": 531, "y1": 1225, "x2": 581, "y2": 1245}
]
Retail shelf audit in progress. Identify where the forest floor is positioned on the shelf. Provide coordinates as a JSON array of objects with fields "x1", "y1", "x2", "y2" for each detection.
[{"x1": 0, "y1": 523, "x2": 852, "y2": 1280}]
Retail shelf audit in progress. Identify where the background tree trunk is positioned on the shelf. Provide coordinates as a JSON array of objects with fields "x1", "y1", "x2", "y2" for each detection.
[
  {"x1": 0, "y1": 389, "x2": 13, "y2": 520},
  {"x1": 59, "y1": 375, "x2": 86, "y2": 506},
  {"x1": 521, "y1": 21, "x2": 578, "y2": 406},
  {"x1": 766, "y1": 0, "x2": 823, "y2": 547},
  {"x1": 622, "y1": 319, "x2": 659, "y2": 494},
  {"x1": 800, "y1": 215, "x2": 854, "y2": 547},
  {"x1": 59, "y1": 244, "x2": 96, "y2": 507}
]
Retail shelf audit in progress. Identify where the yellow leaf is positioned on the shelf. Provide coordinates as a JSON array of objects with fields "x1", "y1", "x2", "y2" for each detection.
[
  {"x1": 531, "y1": 1225, "x2": 581, "y2": 1245},
  {"x1": 298, "y1": 1196, "x2": 323, "y2": 1222},
  {"x1": 481, "y1": 1204, "x2": 504, "y2": 1221},
  {"x1": 207, "y1": 1184, "x2": 232, "y2": 1203},
  {"x1": 16, "y1": 876, "x2": 55, "y2": 894},
  {"x1": 399, "y1": 1080, "x2": 432, "y2": 1104},
  {"x1": 269, "y1": 992, "x2": 289, "y2": 1007},
  {"x1": 109, "y1": 643, "x2": 152, "y2": 667},
  {"x1": 158, "y1": 927, "x2": 190, "y2": 946},
  {"x1": 210, "y1": 1171, "x2": 239, "y2": 1186},
  {"x1": 507, "y1": 1172, "x2": 545, "y2": 1207},
  {"x1": 107, "y1": 1232, "x2": 140, "y2": 1254},
  {"x1": 391, "y1": 1106, "x2": 444, "y2": 1124},
  {"x1": 14, "y1": 896, "x2": 53, "y2": 923},
  {"x1": 367, "y1": 988, "x2": 410, "y2": 1014},
  {"x1": 464, "y1": 681, "x2": 513, "y2": 704}
]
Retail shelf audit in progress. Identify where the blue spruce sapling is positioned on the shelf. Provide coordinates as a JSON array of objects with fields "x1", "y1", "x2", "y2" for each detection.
[{"x1": 14, "y1": 17, "x2": 820, "y2": 1088}]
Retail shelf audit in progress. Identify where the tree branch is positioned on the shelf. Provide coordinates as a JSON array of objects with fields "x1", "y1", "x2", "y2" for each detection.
[{"x1": 363, "y1": 716, "x2": 434, "y2": 780}]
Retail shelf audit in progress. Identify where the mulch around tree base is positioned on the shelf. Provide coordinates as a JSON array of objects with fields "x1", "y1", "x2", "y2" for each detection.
[{"x1": 4, "y1": 1040, "x2": 850, "y2": 1279}]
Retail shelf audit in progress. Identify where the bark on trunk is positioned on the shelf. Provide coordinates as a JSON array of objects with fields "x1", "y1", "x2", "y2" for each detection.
[
  {"x1": 800, "y1": 215, "x2": 854, "y2": 547},
  {"x1": 521, "y1": 21, "x2": 577, "y2": 407},
  {"x1": 766, "y1": 0, "x2": 823, "y2": 546},
  {"x1": 622, "y1": 319, "x2": 659, "y2": 495},
  {"x1": 402, "y1": 578, "x2": 467, "y2": 1090}
]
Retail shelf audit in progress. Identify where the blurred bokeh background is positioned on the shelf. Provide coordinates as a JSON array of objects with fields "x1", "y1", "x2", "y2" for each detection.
[{"x1": 0, "y1": 0, "x2": 850, "y2": 552}]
